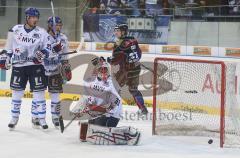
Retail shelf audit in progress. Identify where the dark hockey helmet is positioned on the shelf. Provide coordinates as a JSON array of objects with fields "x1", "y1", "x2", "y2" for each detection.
[
  {"x1": 114, "y1": 24, "x2": 128, "y2": 32},
  {"x1": 47, "y1": 16, "x2": 62, "y2": 27},
  {"x1": 25, "y1": 7, "x2": 40, "y2": 18}
]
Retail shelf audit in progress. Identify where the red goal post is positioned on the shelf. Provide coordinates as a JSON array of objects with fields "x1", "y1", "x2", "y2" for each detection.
[{"x1": 152, "y1": 57, "x2": 226, "y2": 147}]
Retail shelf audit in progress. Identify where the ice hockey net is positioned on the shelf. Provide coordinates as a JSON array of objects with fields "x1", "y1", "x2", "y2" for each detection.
[{"x1": 152, "y1": 57, "x2": 240, "y2": 148}]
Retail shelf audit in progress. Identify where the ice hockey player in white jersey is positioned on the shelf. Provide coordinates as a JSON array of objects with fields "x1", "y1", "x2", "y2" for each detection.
[
  {"x1": 71, "y1": 57, "x2": 141, "y2": 145},
  {"x1": 31, "y1": 16, "x2": 72, "y2": 128},
  {"x1": 2, "y1": 7, "x2": 52, "y2": 130}
]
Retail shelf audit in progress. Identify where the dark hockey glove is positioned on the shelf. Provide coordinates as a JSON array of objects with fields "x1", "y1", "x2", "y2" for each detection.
[
  {"x1": 34, "y1": 50, "x2": 49, "y2": 64},
  {"x1": 91, "y1": 57, "x2": 99, "y2": 66},
  {"x1": 53, "y1": 41, "x2": 62, "y2": 53},
  {"x1": 91, "y1": 56, "x2": 106, "y2": 66},
  {"x1": 61, "y1": 60, "x2": 72, "y2": 82},
  {"x1": 107, "y1": 56, "x2": 113, "y2": 64}
]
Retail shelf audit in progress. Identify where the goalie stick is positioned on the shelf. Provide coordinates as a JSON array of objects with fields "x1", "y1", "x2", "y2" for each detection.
[{"x1": 59, "y1": 105, "x2": 109, "y2": 133}]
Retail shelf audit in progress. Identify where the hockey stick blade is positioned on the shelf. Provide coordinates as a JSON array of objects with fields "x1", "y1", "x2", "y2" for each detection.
[
  {"x1": 59, "y1": 115, "x2": 78, "y2": 133},
  {"x1": 59, "y1": 50, "x2": 78, "y2": 56},
  {"x1": 59, "y1": 115, "x2": 65, "y2": 133}
]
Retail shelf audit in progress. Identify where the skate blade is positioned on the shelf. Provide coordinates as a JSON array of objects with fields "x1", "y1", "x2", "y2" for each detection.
[
  {"x1": 32, "y1": 124, "x2": 40, "y2": 129},
  {"x1": 9, "y1": 127, "x2": 15, "y2": 131},
  {"x1": 54, "y1": 125, "x2": 60, "y2": 130}
]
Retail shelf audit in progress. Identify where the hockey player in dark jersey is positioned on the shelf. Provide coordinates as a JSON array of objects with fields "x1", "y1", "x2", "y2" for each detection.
[{"x1": 107, "y1": 24, "x2": 148, "y2": 115}]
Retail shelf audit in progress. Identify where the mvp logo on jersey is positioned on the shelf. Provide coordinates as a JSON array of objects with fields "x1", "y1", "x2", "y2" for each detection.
[{"x1": 21, "y1": 37, "x2": 37, "y2": 44}]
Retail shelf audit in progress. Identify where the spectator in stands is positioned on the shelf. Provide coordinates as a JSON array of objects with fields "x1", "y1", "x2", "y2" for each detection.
[
  {"x1": 196, "y1": 0, "x2": 220, "y2": 16},
  {"x1": 145, "y1": 0, "x2": 164, "y2": 16},
  {"x1": 222, "y1": 0, "x2": 230, "y2": 15},
  {"x1": 123, "y1": 0, "x2": 141, "y2": 16},
  {"x1": 100, "y1": 0, "x2": 123, "y2": 15},
  {"x1": 229, "y1": 0, "x2": 240, "y2": 15}
]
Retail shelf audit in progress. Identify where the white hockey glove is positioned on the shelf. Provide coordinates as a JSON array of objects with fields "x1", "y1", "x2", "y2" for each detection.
[
  {"x1": 0, "y1": 50, "x2": 11, "y2": 70},
  {"x1": 70, "y1": 96, "x2": 110, "y2": 120},
  {"x1": 33, "y1": 50, "x2": 49, "y2": 64}
]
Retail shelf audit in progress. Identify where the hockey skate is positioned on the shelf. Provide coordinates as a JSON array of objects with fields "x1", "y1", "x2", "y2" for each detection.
[
  {"x1": 137, "y1": 107, "x2": 148, "y2": 116},
  {"x1": 8, "y1": 117, "x2": 19, "y2": 130},
  {"x1": 127, "y1": 127, "x2": 141, "y2": 146},
  {"x1": 52, "y1": 116, "x2": 60, "y2": 128},
  {"x1": 32, "y1": 118, "x2": 40, "y2": 129},
  {"x1": 39, "y1": 118, "x2": 48, "y2": 130}
]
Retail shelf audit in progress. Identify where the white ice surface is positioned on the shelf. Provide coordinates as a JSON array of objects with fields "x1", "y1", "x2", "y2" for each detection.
[{"x1": 0, "y1": 97, "x2": 240, "y2": 158}]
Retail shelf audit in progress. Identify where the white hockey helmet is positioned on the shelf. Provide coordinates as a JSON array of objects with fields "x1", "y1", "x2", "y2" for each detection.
[{"x1": 97, "y1": 61, "x2": 110, "y2": 81}]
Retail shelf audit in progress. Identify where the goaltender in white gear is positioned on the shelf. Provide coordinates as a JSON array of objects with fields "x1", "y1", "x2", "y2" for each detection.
[{"x1": 71, "y1": 58, "x2": 141, "y2": 145}]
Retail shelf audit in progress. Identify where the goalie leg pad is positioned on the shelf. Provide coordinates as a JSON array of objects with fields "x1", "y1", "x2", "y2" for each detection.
[
  {"x1": 86, "y1": 124, "x2": 141, "y2": 145},
  {"x1": 79, "y1": 122, "x2": 88, "y2": 142}
]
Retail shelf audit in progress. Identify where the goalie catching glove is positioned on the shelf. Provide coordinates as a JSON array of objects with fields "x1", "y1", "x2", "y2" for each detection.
[{"x1": 70, "y1": 96, "x2": 114, "y2": 120}]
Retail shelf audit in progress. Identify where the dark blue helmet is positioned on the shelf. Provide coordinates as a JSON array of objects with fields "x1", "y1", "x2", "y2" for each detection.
[
  {"x1": 25, "y1": 7, "x2": 40, "y2": 18},
  {"x1": 47, "y1": 16, "x2": 62, "y2": 26},
  {"x1": 114, "y1": 24, "x2": 128, "y2": 32}
]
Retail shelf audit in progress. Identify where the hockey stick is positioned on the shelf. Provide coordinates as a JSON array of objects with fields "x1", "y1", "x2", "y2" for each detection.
[
  {"x1": 59, "y1": 107, "x2": 92, "y2": 133},
  {"x1": 59, "y1": 50, "x2": 77, "y2": 56},
  {"x1": 11, "y1": 50, "x2": 78, "y2": 66},
  {"x1": 59, "y1": 105, "x2": 109, "y2": 133},
  {"x1": 49, "y1": 0, "x2": 57, "y2": 39},
  {"x1": 59, "y1": 115, "x2": 77, "y2": 133}
]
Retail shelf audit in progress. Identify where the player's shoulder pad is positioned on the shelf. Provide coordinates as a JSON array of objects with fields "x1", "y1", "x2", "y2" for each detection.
[{"x1": 9, "y1": 24, "x2": 24, "y2": 32}]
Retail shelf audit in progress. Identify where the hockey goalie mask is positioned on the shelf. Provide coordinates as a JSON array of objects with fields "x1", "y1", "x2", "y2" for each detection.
[{"x1": 97, "y1": 62, "x2": 110, "y2": 82}]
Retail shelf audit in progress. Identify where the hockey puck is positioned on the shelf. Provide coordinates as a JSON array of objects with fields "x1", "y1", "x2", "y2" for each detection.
[{"x1": 208, "y1": 139, "x2": 213, "y2": 144}]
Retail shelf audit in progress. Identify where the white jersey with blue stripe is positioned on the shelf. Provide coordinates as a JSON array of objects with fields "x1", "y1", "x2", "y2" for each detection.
[
  {"x1": 43, "y1": 32, "x2": 69, "y2": 76},
  {"x1": 7, "y1": 24, "x2": 51, "y2": 67}
]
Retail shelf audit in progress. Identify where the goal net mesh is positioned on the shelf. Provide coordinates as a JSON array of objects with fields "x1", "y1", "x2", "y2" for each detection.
[{"x1": 152, "y1": 57, "x2": 240, "y2": 147}]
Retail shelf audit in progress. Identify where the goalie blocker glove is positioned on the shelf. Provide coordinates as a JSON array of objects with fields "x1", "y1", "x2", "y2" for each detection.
[{"x1": 91, "y1": 56, "x2": 106, "y2": 66}]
